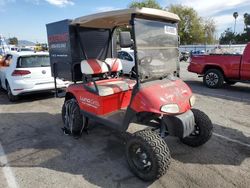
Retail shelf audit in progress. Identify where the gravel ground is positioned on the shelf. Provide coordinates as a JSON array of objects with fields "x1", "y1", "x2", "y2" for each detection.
[{"x1": 0, "y1": 62, "x2": 249, "y2": 188}]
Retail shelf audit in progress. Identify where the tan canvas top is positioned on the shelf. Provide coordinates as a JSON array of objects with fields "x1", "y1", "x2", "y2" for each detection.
[{"x1": 71, "y1": 7, "x2": 180, "y2": 28}]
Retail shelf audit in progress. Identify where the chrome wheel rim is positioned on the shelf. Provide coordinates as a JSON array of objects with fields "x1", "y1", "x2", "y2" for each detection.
[{"x1": 205, "y1": 73, "x2": 219, "y2": 86}]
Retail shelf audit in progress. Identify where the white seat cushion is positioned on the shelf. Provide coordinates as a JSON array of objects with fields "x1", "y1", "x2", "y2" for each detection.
[
  {"x1": 81, "y1": 59, "x2": 109, "y2": 75},
  {"x1": 86, "y1": 80, "x2": 129, "y2": 96},
  {"x1": 105, "y1": 58, "x2": 123, "y2": 72}
]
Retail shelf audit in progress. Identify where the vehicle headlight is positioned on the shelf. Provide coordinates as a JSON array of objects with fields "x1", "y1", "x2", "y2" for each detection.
[
  {"x1": 190, "y1": 95, "x2": 196, "y2": 107},
  {"x1": 161, "y1": 104, "x2": 180, "y2": 114}
]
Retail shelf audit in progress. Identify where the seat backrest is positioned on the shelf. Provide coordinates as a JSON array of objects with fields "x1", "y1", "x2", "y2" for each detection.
[
  {"x1": 105, "y1": 58, "x2": 122, "y2": 72},
  {"x1": 81, "y1": 59, "x2": 109, "y2": 75}
]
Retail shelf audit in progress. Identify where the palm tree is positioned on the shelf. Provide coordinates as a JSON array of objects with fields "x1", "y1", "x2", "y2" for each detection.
[
  {"x1": 233, "y1": 12, "x2": 239, "y2": 33},
  {"x1": 244, "y1": 13, "x2": 250, "y2": 30}
]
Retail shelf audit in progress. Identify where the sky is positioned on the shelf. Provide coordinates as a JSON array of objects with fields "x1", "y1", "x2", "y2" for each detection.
[{"x1": 0, "y1": 0, "x2": 249, "y2": 43}]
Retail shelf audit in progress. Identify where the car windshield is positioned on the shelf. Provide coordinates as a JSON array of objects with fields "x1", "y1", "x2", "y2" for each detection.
[
  {"x1": 134, "y1": 18, "x2": 179, "y2": 81},
  {"x1": 18, "y1": 55, "x2": 50, "y2": 68}
]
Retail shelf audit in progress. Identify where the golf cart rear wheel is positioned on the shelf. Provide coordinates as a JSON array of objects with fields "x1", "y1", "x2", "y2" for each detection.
[
  {"x1": 62, "y1": 98, "x2": 84, "y2": 136},
  {"x1": 126, "y1": 130, "x2": 171, "y2": 181},
  {"x1": 180, "y1": 109, "x2": 213, "y2": 147}
]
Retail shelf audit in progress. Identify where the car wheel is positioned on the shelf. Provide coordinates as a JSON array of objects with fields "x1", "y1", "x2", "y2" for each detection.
[
  {"x1": 62, "y1": 98, "x2": 85, "y2": 137},
  {"x1": 6, "y1": 82, "x2": 18, "y2": 102},
  {"x1": 180, "y1": 109, "x2": 213, "y2": 147},
  {"x1": 203, "y1": 69, "x2": 224, "y2": 88},
  {"x1": 126, "y1": 130, "x2": 171, "y2": 181}
]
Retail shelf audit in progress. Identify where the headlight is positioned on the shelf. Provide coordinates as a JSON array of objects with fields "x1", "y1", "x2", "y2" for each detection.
[
  {"x1": 161, "y1": 104, "x2": 180, "y2": 114},
  {"x1": 190, "y1": 95, "x2": 196, "y2": 107}
]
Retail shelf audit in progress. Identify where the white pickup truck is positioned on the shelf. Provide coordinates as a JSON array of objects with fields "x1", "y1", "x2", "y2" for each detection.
[{"x1": 0, "y1": 51, "x2": 68, "y2": 101}]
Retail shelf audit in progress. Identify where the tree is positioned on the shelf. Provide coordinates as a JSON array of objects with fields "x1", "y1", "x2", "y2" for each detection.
[
  {"x1": 129, "y1": 0, "x2": 162, "y2": 9},
  {"x1": 128, "y1": 2, "x2": 216, "y2": 45},
  {"x1": 203, "y1": 18, "x2": 216, "y2": 44},
  {"x1": 244, "y1": 13, "x2": 250, "y2": 31},
  {"x1": 233, "y1": 12, "x2": 238, "y2": 33},
  {"x1": 8, "y1": 37, "x2": 18, "y2": 45},
  {"x1": 168, "y1": 5, "x2": 216, "y2": 45},
  {"x1": 220, "y1": 13, "x2": 250, "y2": 44},
  {"x1": 219, "y1": 28, "x2": 236, "y2": 44}
]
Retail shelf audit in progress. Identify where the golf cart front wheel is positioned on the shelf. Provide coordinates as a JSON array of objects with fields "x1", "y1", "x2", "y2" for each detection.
[
  {"x1": 180, "y1": 109, "x2": 213, "y2": 147},
  {"x1": 126, "y1": 130, "x2": 171, "y2": 181},
  {"x1": 62, "y1": 98, "x2": 84, "y2": 136}
]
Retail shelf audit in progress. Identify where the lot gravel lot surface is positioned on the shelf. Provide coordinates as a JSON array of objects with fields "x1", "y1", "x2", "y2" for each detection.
[{"x1": 0, "y1": 62, "x2": 249, "y2": 188}]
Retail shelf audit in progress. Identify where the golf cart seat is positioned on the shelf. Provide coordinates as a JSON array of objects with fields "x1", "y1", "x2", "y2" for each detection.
[
  {"x1": 105, "y1": 58, "x2": 122, "y2": 72},
  {"x1": 81, "y1": 59, "x2": 134, "y2": 96},
  {"x1": 105, "y1": 58, "x2": 137, "y2": 89}
]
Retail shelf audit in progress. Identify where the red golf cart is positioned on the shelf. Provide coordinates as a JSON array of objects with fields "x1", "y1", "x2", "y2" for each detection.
[{"x1": 46, "y1": 8, "x2": 213, "y2": 181}]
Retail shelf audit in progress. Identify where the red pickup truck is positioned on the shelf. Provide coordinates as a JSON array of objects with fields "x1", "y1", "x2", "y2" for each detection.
[{"x1": 188, "y1": 43, "x2": 250, "y2": 88}]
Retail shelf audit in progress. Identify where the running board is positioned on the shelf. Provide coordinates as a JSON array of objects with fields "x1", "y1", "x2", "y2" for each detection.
[{"x1": 80, "y1": 109, "x2": 127, "y2": 132}]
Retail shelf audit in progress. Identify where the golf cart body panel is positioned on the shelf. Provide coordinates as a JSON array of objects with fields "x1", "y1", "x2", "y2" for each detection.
[
  {"x1": 66, "y1": 80, "x2": 133, "y2": 115},
  {"x1": 130, "y1": 79, "x2": 192, "y2": 114}
]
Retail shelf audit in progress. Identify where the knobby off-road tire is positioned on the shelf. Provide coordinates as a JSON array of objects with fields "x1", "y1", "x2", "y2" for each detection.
[
  {"x1": 203, "y1": 69, "x2": 224, "y2": 88},
  {"x1": 6, "y1": 82, "x2": 18, "y2": 102},
  {"x1": 126, "y1": 130, "x2": 171, "y2": 181},
  {"x1": 180, "y1": 109, "x2": 213, "y2": 147},
  {"x1": 62, "y1": 98, "x2": 84, "y2": 136}
]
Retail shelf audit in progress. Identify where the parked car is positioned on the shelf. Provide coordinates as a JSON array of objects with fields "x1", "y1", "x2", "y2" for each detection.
[
  {"x1": 18, "y1": 47, "x2": 33, "y2": 52},
  {"x1": 188, "y1": 42, "x2": 250, "y2": 88},
  {"x1": 0, "y1": 51, "x2": 68, "y2": 101},
  {"x1": 180, "y1": 51, "x2": 190, "y2": 61},
  {"x1": 190, "y1": 50, "x2": 205, "y2": 56},
  {"x1": 117, "y1": 49, "x2": 134, "y2": 74}
]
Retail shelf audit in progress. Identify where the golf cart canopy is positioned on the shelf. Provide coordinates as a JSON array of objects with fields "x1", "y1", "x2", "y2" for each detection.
[
  {"x1": 71, "y1": 8, "x2": 180, "y2": 29},
  {"x1": 46, "y1": 8, "x2": 180, "y2": 82}
]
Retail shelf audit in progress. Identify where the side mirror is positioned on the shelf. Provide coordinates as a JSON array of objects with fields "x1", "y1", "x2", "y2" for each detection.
[{"x1": 119, "y1": 32, "x2": 133, "y2": 48}]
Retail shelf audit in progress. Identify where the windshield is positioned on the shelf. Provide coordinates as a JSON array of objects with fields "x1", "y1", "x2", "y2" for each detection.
[
  {"x1": 18, "y1": 55, "x2": 50, "y2": 68},
  {"x1": 134, "y1": 18, "x2": 179, "y2": 81}
]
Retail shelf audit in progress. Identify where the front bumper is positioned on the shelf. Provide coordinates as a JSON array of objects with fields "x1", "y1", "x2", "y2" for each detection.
[{"x1": 163, "y1": 110, "x2": 195, "y2": 138}]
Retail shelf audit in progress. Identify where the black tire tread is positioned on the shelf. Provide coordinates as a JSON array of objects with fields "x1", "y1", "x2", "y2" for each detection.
[
  {"x1": 62, "y1": 98, "x2": 83, "y2": 134},
  {"x1": 126, "y1": 130, "x2": 171, "y2": 181},
  {"x1": 180, "y1": 109, "x2": 213, "y2": 147}
]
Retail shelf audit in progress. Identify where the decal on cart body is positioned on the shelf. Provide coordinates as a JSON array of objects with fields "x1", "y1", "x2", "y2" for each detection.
[{"x1": 80, "y1": 97, "x2": 100, "y2": 109}]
